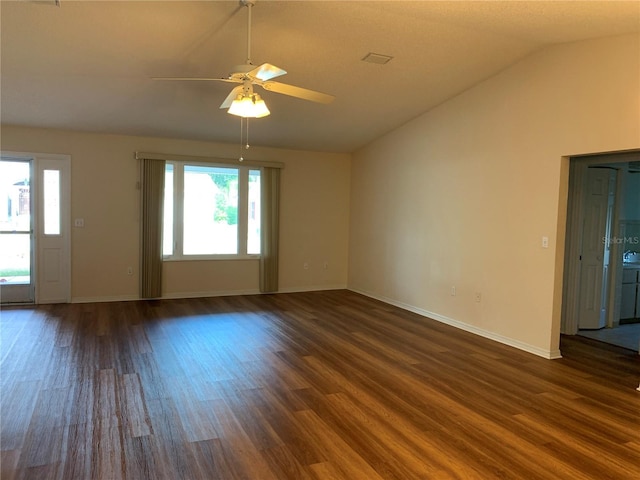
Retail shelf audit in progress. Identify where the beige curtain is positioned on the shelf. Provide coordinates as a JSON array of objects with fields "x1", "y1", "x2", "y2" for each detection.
[
  {"x1": 140, "y1": 158, "x2": 165, "y2": 298},
  {"x1": 259, "y1": 167, "x2": 281, "y2": 293}
]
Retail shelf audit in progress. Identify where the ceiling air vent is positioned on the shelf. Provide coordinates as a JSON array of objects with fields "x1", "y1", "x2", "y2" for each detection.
[{"x1": 362, "y1": 52, "x2": 393, "y2": 65}]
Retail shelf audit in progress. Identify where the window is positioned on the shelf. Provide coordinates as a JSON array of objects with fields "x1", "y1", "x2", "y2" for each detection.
[
  {"x1": 43, "y1": 169, "x2": 61, "y2": 235},
  {"x1": 163, "y1": 162, "x2": 260, "y2": 259}
]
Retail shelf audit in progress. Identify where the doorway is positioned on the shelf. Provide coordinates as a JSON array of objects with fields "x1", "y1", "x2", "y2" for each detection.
[
  {"x1": 0, "y1": 152, "x2": 71, "y2": 304},
  {"x1": 562, "y1": 150, "x2": 640, "y2": 352}
]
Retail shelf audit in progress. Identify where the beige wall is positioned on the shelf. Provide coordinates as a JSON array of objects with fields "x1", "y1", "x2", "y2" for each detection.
[
  {"x1": 0, "y1": 126, "x2": 350, "y2": 301},
  {"x1": 349, "y1": 33, "x2": 640, "y2": 358},
  {"x1": 2, "y1": 33, "x2": 638, "y2": 359}
]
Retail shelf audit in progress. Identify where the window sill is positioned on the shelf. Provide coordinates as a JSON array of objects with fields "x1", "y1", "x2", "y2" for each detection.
[{"x1": 163, "y1": 255, "x2": 260, "y2": 262}]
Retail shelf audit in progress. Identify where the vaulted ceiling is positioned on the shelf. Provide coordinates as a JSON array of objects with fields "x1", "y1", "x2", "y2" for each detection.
[{"x1": 1, "y1": 1, "x2": 638, "y2": 153}]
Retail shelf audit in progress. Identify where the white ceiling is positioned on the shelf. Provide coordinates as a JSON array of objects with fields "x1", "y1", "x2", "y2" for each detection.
[{"x1": 1, "y1": 1, "x2": 639, "y2": 153}]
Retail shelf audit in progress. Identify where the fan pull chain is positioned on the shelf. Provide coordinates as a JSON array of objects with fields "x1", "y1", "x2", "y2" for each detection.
[
  {"x1": 239, "y1": 119, "x2": 242, "y2": 161},
  {"x1": 239, "y1": 117, "x2": 251, "y2": 162}
]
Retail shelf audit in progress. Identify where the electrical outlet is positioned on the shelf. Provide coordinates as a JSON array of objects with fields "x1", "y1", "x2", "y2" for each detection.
[
  {"x1": 475, "y1": 292, "x2": 481, "y2": 303},
  {"x1": 303, "y1": 262, "x2": 309, "y2": 270},
  {"x1": 451, "y1": 286, "x2": 456, "y2": 296},
  {"x1": 127, "y1": 267, "x2": 133, "y2": 276}
]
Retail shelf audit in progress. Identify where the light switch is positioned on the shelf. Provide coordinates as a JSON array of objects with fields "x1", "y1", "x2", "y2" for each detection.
[
  {"x1": 74, "y1": 218, "x2": 85, "y2": 228},
  {"x1": 542, "y1": 236, "x2": 549, "y2": 248}
]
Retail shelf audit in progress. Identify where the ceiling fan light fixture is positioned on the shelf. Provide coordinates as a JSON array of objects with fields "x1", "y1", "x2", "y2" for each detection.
[{"x1": 228, "y1": 93, "x2": 270, "y2": 118}]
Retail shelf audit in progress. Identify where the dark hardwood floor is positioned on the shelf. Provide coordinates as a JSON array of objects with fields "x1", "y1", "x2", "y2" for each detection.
[{"x1": 1, "y1": 290, "x2": 639, "y2": 479}]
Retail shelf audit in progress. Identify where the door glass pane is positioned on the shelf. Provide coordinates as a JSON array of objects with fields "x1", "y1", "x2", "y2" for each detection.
[
  {"x1": 0, "y1": 160, "x2": 30, "y2": 232},
  {"x1": 0, "y1": 234, "x2": 30, "y2": 285},
  {"x1": 0, "y1": 160, "x2": 32, "y2": 289},
  {"x1": 247, "y1": 169, "x2": 261, "y2": 255},
  {"x1": 43, "y1": 169, "x2": 60, "y2": 235},
  {"x1": 183, "y1": 165, "x2": 238, "y2": 255}
]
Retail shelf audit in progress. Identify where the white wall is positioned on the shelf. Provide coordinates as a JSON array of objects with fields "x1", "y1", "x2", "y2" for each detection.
[
  {"x1": 349, "y1": 33, "x2": 640, "y2": 358},
  {"x1": 0, "y1": 126, "x2": 351, "y2": 301}
]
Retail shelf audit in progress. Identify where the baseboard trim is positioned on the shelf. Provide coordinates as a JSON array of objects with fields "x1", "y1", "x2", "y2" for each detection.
[
  {"x1": 278, "y1": 284, "x2": 347, "y2": 294},
  {"x1": 162, "y1": 289, "x2": 262, "y2": 300},
  {"x1": 349, "y1": 288, "x2": 562, "y2": 360},
  {"x1": 71, "y1": 285, "x2": 348, "y2": 304},
  {"x1": 72, "y1": 295, "x2": 139, "y2": 304}
]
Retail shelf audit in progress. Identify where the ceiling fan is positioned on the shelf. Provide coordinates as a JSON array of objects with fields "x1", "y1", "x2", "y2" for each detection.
[{"x1": 153, "y1": 0, "x2": 335, "y2": 118}]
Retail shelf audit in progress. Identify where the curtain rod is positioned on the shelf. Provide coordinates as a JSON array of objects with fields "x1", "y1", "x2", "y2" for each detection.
[{"x1": 135, "y1": 152, "x2": 284, "y2": 169}]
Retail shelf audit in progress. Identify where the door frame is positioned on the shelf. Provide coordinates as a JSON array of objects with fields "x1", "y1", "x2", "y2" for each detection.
[
  {"x1": 1, "y1": 151, "x2": 71, "y2": 304},
  {"x1": 562, "y1": 150, "x2": 639, "y2": 335}
]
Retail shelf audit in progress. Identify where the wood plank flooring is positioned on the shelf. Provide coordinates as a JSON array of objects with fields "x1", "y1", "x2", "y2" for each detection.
[{"x1": 1, "y1": 290, "x2": 639, "y2": 479}]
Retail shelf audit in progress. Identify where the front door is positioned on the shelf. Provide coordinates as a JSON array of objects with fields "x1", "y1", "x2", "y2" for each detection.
[{"x1": 0, "y1": 153, "x2": 70, "y2": 305}]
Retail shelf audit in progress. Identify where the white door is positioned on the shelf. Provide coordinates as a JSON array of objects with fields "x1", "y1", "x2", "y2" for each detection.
[
  {"x1": 578, "y1": 168, "x2": 614, "y2": 329},
  {"x1": 36, "y1": 156, "x2": 71, "y2": 303}
]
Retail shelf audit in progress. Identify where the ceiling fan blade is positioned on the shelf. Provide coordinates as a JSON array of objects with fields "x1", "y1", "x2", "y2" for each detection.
[
  {"x1": 152, "y1": 77, "x2": 240, "y2": 83},
  {"x1": 220, "y1": 86, "x2": 243, "y2": 109},
  {"x1": 261, "y1": 81, "x2": 335, "y2": 104},
  {"x1": 248, "y1": 63, "x2": 287, "y2": 81}
]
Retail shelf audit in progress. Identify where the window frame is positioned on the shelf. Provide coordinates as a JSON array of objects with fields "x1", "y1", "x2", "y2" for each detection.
[{"x1": 163, "y1": 160, "x2": 260, "y2": 261}]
